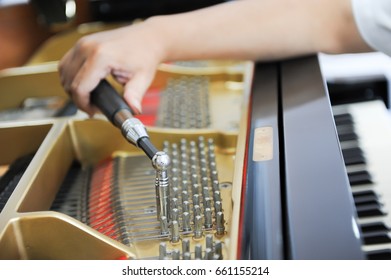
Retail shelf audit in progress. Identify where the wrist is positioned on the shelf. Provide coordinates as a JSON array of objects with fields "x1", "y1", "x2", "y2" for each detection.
[{"x1": 143, "y1": 16, "x2": 173, "y2": 64}]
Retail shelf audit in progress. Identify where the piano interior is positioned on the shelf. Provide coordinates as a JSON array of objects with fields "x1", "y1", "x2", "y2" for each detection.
[{"x1": 1, "y1": 22, "x2": 391, "y2": 260}]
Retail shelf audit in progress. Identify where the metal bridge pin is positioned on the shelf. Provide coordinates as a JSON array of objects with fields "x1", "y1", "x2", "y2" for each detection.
[
  {"x1": 160, "y1": 216, "x2": 169, "y2": 235},
  {"x1": 194, "y1": 215, "x2": 203, "y2": 239},
  {"x1": 159, "y1": 242, "x2": 167, "y2": 260},
  {"x1": 195, "y1": 244, "x2": 202, "y2": 260},
  {"x1": 182, "y1": 211, "x2": 191, "y2": 232},
  {"x1": 171, "y1": 220, "x2": 180, "y2": 243},
  {"x1": 216, "y1": 212, "x2": 225, "y2": 235}
]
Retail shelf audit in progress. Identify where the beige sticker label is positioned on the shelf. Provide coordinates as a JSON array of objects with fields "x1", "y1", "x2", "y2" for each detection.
[{"x1": 253, "y1": 127, "x2": 273, "y2": 161}]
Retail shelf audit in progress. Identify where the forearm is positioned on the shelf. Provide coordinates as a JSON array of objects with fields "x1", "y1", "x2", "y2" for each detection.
[
  {"x1": 147, "y1": 0, "x2": 372, "y2": 63},
  {"x1": 59, "y1": 0, "x2": 373, "y2": 113}
]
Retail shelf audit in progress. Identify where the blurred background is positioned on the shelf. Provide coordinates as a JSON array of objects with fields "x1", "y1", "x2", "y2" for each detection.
[{"x1": 0, "y1": 0, "x2": 227, "y2": 70}]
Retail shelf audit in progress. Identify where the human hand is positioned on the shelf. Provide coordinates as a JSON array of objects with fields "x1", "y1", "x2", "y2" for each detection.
[{"x1": 58, "y1": 21, "x2": 165, "y2": 116}]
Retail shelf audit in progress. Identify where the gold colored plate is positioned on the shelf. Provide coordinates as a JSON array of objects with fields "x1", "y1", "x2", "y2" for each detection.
[
  {"x1": 0, "y1": 214, "x2": 134, "y2": 260},
  {"x1": 0, "y1": 118, "x2": 245, "y2": 259},
  {"x1": 0, "y1": 63, "x2": 67, "y2": 111},
  {"x1": 0, "y1": 121, "x2": 52, "y2": 166}
]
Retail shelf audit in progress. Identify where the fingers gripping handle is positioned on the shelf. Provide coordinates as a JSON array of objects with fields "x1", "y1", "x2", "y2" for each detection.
[{"x1": 90, "y1": 79, "x2": 154, "y2": 158}]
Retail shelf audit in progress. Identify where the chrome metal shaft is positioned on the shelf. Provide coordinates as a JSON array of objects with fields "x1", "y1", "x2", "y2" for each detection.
[{"x1": 152, "y1": 151, "x2": 171, "y2": 221}]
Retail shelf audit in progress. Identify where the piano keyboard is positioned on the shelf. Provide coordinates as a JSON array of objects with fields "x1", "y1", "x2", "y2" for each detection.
[{"x1": 333, "y1": 100, "x2": 391, "y2": 260}]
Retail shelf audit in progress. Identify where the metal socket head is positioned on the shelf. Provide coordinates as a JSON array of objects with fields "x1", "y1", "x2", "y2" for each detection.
[
  {"x1": 120, "y1": 117, "x2": 148, "y2": 146},
  {"x1": 152, "y1": 151, "x2": 171, "y2": 171}
]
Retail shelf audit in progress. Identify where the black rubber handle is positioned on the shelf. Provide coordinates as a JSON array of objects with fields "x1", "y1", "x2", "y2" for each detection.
[
  {"x1": 90, "y1": 79, "x2": 133, "y2": 124},
  {"x1": 138, "y1": 137, "x2": 159, "y2": 159},
  {"x1": 90, "y1": 79, "x2": 159, "y2": 159}
]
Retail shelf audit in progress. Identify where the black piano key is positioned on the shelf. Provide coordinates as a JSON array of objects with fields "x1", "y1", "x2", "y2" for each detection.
[
  {"x1": 336, "y1": 128, "x2": 356, "y2": 140},
  {"x1": 342, "y1": 147, "x2": 364, "y2": 158},
  {"x1": 342, "y1": 146, "x2": 362, "y2": 155},
  {"x1": 362, "y1": 231, "x2": 391, "y2": 245},
  {"x1": 348, "y1": 170, "x2": 373, "y2": 186},
  {"x1": 356, "y1": 203, "x2": 386, "y2": 218},
  {"x1": 343, "y1": 154, "x2": 366, "y2": 165},
  {"x1": 338, "y1": 132, "x2": 359, "y2": 142},
  {"x1": 341, "y1": 147, "x2": 366, "y2": 165},
  {"x1": 353, "y1": 190, "x2": 379, "y2": 205},
  {"x1": 361, "y1": 222, "x2": 389, "y2": 233},
  {"x1": 333, "y1": 113, "x2": 354, "y2": 126},
  {"x1": 366, "y1": 249, "x2": 391, "y2": 260}
]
